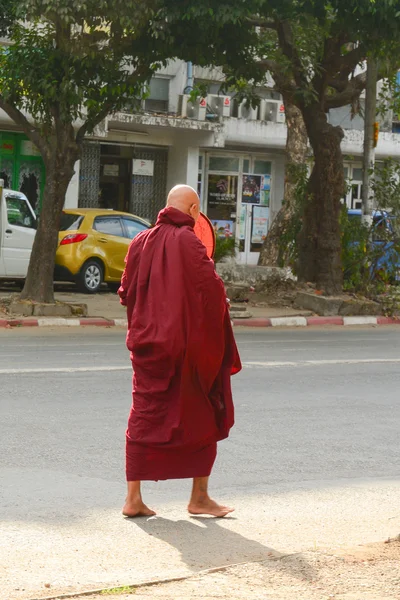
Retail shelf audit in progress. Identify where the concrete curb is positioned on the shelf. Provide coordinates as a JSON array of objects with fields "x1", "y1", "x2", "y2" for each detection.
[
  {"x1": 233, "y1": 315, "x2": 400, "y2": 328},
  {"x1": 0, "y1": 315, "x2": 399, "y2": 328}
]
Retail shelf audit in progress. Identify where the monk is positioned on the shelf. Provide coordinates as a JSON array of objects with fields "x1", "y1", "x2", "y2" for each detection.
[{"x1": 118, "y1": 184, "x2": 241, "y2": 518}]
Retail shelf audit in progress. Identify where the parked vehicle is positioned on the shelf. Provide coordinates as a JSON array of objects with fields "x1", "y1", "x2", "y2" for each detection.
[
  {"x1": 1, "y1": 189, "x2": 150, "y2": 292},
  {"x1": 0, "y1": 188, "x2": 37, "y2": 281},
  {"x1": 347, "y1": 209, "x2": 400, "y2": 280},
  {"x1": 55, "y1": 209, "x2": 151, "y2": 293}
]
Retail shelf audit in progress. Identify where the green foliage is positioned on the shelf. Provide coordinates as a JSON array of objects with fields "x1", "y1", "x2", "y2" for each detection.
[
  {"x1": 214, "y1": 236, "x2": 236, "y2": 263},
  {"x1": 276, "y1": 164, "x2": 309, "y2": 271},
  {"x1": 341, "y1": 160, "x2": 400, "y2": 295}
]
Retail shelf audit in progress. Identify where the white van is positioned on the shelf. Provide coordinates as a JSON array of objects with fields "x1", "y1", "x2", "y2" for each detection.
[{"x1": 0, "y1": 186, "x2": 37, "y2": 280}]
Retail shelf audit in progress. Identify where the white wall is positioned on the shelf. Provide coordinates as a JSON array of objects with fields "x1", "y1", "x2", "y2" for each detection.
[
  {"x1": 167, "y1": 145, "x2": 199, "y2": 192},
  {"x1": 64, "y1": 160, "x2": 80, "y2": 208}
]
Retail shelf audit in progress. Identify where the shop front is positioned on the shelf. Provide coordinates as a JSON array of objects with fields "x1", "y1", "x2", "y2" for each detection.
[
  {"x1": 199, "y1": 152, "x2": 274, "y2": 265},
  {"x1": 0, "y1": 132, "x2": 45, "y2": 213}
]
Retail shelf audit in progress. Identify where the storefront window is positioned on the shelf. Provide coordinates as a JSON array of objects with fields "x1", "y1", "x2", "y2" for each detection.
[
  {"x1": 253, "y1": 160, "x2": 272, "y2": 175},
  {"x1": 209, "y1": 156, "x2": 240, "y2": 172},
  {"x1": 243, "y1": 159, "x2": 250, "y2": 173}
]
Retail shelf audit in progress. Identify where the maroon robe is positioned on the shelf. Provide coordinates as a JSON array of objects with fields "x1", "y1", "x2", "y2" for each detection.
[{"x1": 118, "y1": 206, "x2": 241, "y2": 481}]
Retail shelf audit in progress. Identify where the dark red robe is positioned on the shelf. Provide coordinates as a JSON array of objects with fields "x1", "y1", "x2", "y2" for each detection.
[{"x1": 118, "y1": 206, "x2": 241, "y2": 481}]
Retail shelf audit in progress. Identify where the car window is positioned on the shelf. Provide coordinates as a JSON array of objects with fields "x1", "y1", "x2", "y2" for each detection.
[
  {"x1": 60, "y1": 213, "x2": 84, "y2": 231},
  {"x1": 93, "y1": 216, "x2": 124, "y2": 237},
  {"x1": 122, "y1": 218, "x2": 149, "y2": 240},
  {"x1": 6, "y1": 196, "x2": 36, "y2": 229}
]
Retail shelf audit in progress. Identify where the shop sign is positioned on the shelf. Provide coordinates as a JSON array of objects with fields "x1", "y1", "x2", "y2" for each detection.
[
  {"x1": 132, "y1": 159, "x2": 154, "y2": 176},
  {"x1": 1, "y1": 140, "x2": 15, "y2": 155},
  {"x1": 103, "y1": 164, "x2": 119, "y2": 177},
  {"x1": 21, "y1": 140, "x2": 41, "y2": 157},
  {"x1": 251, "y1": 205, "x2": 269, "y2": 244}
]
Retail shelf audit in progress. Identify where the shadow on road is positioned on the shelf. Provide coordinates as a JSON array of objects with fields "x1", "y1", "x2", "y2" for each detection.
[{"x1": 131, "y1": 516, "x2": 317, "y2": 582}]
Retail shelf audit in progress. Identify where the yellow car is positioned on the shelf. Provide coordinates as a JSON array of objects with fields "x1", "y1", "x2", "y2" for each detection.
[{"x1": 55, "y1": 209, "x2": 150, "y2": 293}]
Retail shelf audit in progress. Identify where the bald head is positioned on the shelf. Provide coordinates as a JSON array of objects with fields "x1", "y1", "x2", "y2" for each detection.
[{"x1": 167, "y1": 185, "x2": 200, "y2": 222}]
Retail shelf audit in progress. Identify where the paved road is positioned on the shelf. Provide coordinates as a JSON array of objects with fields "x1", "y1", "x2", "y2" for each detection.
[{"x1": 1, "y1": 327, "x2": 400, "y2": 599}]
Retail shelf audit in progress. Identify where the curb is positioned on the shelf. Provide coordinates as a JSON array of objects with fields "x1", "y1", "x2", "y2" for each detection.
[
  {"x1": 1, "y1": 315, "x2": 400, "y2": 329},
  {"x1": 233, "y1": 315, "x2": 400, "y2": 328},
  {"x1": 0, "y1": 317, "x2": 128, "y2": 328}
]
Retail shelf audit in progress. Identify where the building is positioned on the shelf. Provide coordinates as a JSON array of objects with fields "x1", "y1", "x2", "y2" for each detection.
[{"x1": 1, "y1": 61, "x2": 400, "y2": 265}]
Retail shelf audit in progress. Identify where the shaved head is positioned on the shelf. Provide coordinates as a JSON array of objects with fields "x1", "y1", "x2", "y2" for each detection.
[{"x1": 167, "y1": 185, "x2": 200, "y2": 222}]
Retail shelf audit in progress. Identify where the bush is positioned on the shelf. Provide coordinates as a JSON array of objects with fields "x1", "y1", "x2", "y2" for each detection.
[{"x1": 214, "y1": 236, "x2": 236, "y2": 263}]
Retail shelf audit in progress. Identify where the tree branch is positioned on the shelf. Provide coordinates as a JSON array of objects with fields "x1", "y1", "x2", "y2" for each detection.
[
  {"x1": 246, "y1": 16, "x2": 277, "y2": 30},
  {"x1": 0, "y1": 97, "x2": 47, "y2": 155},
  {"x1": 324, "y1": 71, "x2": 367, "y2": 110},
  {"x1": 276, "y1": 20, "x2": 309, "y2": 102}
]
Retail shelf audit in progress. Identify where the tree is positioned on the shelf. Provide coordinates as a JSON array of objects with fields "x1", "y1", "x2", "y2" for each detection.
[
  {"x1": 0, "y1": 0, "x2": 181, "y2": 303},
  {"x1": 258, "y1": 97, "x2": 308, "y2": 268},
  {"x1": 166, "y1": 0, "x2": 400, "y2": 293}
]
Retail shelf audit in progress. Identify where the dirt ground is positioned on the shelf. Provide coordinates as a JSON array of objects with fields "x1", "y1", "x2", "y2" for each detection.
[{"x1": 57, "y1": 540, "x2": 400, "y2": 600}]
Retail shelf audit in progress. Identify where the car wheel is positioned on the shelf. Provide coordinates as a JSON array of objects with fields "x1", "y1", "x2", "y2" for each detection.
[{"x1": 78, "y1": 260, "x2": 104, "y2": 294}]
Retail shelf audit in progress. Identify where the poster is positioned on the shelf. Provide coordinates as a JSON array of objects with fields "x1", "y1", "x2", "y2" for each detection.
[
  {"x1": 251, "y1": 205, "x2": 269, "y2": 244},
  {"x1": 242, "y1": 174, "x2": 261, "y2": 204},
  {"x1": 211, "y1": 220, "x2": 234, "y2": 239},
  {"x1": 239, "y1": 205, "x2": 246, "y2": 240},
  {"x1": 207, "y1": 174, "x2": 238, "y2": 221},
  {"x1": 208, "y1": 174, "x2": 238, "y2": 207},
  {"x1": 260, "y1": 175, "x2": 271, "y2": 206}
]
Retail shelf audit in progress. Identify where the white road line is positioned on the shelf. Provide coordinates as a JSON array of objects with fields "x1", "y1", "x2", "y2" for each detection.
[
  {"x1": 244, "y1": 358, "x2": 400, "y2": 368},
  {"x1": 0, "y1": 366, "x2": 131, "y2": 375}
]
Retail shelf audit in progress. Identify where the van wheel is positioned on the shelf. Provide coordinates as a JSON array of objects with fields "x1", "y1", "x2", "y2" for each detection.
[{"x1": 78, "y1": 260, "x2": 104, "y2": 294}]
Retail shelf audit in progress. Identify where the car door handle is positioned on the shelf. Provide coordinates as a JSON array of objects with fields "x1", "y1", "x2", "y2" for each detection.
[
  {"x1": 5, "y1": 229, "x2": 12, "y2": 234},
  {"x1": 98, "y1": 237, "x2": 108, "y2": 243}
]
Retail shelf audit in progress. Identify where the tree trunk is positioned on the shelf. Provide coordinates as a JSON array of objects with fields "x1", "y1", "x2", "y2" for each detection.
[
  {"x1": 258, "y1": 100, "x2": 308, "y2": 267},
  {"x1": 298, "y1": 108, "x2": 345, "y2": 295},
  {"x1": 20, "y1": 131, "x2": 78, "y2": 304}
]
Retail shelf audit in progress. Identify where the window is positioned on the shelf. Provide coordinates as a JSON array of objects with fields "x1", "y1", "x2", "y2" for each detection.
[
  {"x1": 144, "y1": 77, "x2": 170, "y2": 113},
  {"x1": 60, "y1": 213, "x2": 84, "y2": 231},
  {"x1": 122, "y1": 218, "x2": 148, "y2": 240},
  {"x1": 209, "y1": 156, "x2": 240, "y2": 172},
  {"x1": 6, "y1": 196, "x2": 36, "y2": 229},
  {"x1": 243, "y1": 159, "x2": 250, "y2": 173},
  {"x1": 253, "y1": 160, "x2": 272, "y2": 175},
  {"x1": 93, "y1": 216, "x2": 124, "y2": 237}
]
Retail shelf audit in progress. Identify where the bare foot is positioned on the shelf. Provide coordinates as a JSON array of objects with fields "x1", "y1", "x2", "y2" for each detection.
[
  {"x1": 188, "y1": 498, "x2": 234, "y2": 518},
  {"x1": 122, "y1": 499, "x2": 156, "y2": 518}
]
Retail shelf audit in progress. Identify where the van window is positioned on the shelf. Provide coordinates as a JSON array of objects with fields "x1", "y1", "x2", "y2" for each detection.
[{"x1": 6, "y1": 196, "x2": 36, "y2": 229}]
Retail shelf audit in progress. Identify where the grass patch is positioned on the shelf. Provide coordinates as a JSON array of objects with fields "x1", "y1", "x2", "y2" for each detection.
[{"x1": 101, "y1": 586, "x2": 136, "y2": 595}]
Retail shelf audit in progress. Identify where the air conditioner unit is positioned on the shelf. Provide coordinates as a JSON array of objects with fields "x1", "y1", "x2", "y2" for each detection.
[
  {"x1": 207, "y1": 94, "x2": 231, "y2": 118},
  {"x1": 232, "y1": 99, "x2": 259, "y2": 120},
  {"x1": 260, "y1": 100, "x2": 286, "y2": 123},
  {"x1": 179, "y1": 95, "x2": 206, "y2": 120}
]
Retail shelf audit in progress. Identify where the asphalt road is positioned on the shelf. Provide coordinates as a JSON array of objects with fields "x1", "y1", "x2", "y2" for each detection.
[{"x1": 1, "y1": 326, "x2": 400, "y2": 599}]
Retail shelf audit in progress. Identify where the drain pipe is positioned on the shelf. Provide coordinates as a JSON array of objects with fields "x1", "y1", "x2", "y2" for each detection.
[{"x1": 184, "y1": 61, "x2": 194, "y2": 94}]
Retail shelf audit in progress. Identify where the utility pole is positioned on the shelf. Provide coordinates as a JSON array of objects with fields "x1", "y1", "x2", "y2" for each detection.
[{"x1": 361, "y1": 57, "x2": 378, "y2": 226}]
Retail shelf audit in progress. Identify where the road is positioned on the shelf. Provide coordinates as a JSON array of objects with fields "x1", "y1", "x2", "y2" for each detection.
[{"x1": 1, "y1": 327, "x2": 400, "y2": 599}]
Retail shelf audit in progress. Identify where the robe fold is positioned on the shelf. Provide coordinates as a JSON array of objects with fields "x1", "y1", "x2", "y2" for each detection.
[{"x1": 118, "y1": 206, "x2": 241, "y2": 481}]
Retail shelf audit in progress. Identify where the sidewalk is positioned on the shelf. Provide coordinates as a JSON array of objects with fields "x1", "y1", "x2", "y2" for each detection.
[
  {"x1": 1, "y1": 287, "x2": 400, "y2": 328},
  {"x1": 4, "y1": 479, "x2": 400, "y2": 600}
]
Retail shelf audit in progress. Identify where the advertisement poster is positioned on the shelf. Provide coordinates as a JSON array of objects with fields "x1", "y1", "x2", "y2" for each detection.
[
  {"x1": 251, "y1": 205, "x2": 269, "y2": 244},
  {"x1": 239, "y1": 205, "x2": 246, "y2": 240},
  {"x1": 132, "y1": 159, "x2": 154, "y2": 176},
  {"x1": 211, "y1": 220, "x2": 234, "y2": 239},
  {"x1": 261, "y1": 174, "x2": 271, "y2": 206},
  {"x1": 207, "y1": 174, "x2": 238, "y2": 220},
  {"x1": 242, "y1": 174, "x2": 261, "y2": 204}
]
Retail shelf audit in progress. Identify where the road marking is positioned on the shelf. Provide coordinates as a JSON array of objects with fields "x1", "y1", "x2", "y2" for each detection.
[
  {"x1": 244, "y1": 358, "x2": 400, "y2": 368},
  {"x1": 0, "y1": 366, "x2": 131, "y2": 375}
]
